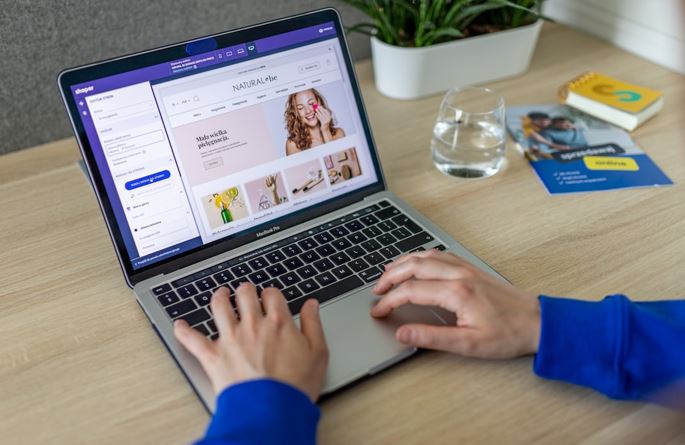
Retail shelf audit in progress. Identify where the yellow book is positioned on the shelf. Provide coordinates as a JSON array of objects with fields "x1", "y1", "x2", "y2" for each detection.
[{"x1": 559, "y1": 72, "x2": 663, "y2": 131}]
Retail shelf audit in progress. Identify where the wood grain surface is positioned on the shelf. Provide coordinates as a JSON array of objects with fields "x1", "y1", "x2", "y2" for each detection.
[{"x1": 1, "y1": 23, "x2": 683, "y2": 444}]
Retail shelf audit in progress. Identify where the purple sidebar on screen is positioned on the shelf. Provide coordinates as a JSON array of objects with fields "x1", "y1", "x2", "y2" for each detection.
[{"x1": 69, "y1": 21, "x2": 336, "y2": 270}]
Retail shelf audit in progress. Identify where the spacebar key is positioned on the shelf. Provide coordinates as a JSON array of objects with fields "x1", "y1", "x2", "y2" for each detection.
[
  {"x1": 395, "y1": 231, "x2": 435, "y2": 252},
  {"x1": 288, "y1": 275, "x2": 364, "y2": 315}
]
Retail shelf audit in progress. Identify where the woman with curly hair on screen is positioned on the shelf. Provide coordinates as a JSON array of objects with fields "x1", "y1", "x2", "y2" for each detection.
[{"x1": 284, "y1": 88, "x2": 346, "y2": 155}]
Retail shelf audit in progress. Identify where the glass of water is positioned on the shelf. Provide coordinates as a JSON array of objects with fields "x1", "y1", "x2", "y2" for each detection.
[{"x1": 431, "y1": 86, "x2": 506, "y2": 178}]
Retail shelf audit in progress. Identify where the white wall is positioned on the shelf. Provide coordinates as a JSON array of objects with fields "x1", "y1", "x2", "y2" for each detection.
[{"x1": 543, "y1": 0, "x2": 685, "y2": 74}]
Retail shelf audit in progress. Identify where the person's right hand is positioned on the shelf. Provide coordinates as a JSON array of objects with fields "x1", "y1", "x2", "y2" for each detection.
[
  {"x1": 371, "y1": 250, "x2": 541, "y2": 359},
  {"x1": 174, "y1": 284, "x2": 329, "y2": 401}
]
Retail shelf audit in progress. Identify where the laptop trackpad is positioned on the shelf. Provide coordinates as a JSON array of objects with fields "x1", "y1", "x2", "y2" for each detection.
[{"x1": 312, "y1": 286, "x2": 446, "y2": 393}]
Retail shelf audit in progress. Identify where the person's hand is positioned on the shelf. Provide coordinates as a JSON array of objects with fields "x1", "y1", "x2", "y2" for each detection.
[
  {"x1": 315, "y1": 106, "x2": 332, "y2": 130},
  {"x1": 265, "y1": 174, "x2": 281, "y2": 205},
  {"x1": 173, "y1": 284, "x2": 329, "y2": 401},
  {"x1": 371, "y1": 250, "x2": 541, "y2": 359}
]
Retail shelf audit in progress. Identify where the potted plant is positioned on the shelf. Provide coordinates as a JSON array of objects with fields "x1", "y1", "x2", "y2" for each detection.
[{"x1": 343, "y1": 0, "x2": 547, "y2": 99}]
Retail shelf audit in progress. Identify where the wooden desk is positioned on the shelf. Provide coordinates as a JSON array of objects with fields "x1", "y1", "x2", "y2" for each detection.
[{"x1": 1, "y1": 23, "x2": 684, "y2": 444}]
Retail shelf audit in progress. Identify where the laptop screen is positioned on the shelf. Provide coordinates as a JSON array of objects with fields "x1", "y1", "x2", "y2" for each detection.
[{"x1": 66, "y1": 18, "x2": 381, "y2": 274}]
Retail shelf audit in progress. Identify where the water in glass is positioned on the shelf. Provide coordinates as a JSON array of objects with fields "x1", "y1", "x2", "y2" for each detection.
[{"x1": 431, "y1": 87, "x2": 506, "y2": 178}]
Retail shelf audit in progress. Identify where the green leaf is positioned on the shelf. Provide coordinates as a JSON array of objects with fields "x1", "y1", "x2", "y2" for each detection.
[{"x1": 422, "y1": 27, "x2": 465, "y2": 46}]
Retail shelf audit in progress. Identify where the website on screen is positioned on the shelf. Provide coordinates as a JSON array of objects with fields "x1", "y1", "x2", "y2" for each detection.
[{"x1": 81, "y1": 34, "x2": 378, "y2": 268}]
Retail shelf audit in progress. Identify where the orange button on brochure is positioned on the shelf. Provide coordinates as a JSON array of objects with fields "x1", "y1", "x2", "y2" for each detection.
[{"x1": 583, "y1": 156, "x2": 639, "y2": 171}]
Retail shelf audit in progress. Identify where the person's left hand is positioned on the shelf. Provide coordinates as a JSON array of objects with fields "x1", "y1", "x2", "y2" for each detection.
[
  {"x1": 173, "y1": 284, "x2": 329, "y2": 401},
  {"x1": 315, "y1": 106, "x2": 332, "y2": 130}
]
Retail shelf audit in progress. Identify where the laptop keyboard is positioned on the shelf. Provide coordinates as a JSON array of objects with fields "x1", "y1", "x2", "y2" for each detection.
[{"x1": 150, "y1": 200, "x2": 445, "y2": 339}]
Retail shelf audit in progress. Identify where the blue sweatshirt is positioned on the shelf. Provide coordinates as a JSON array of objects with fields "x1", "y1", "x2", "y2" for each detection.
[{"x1": 196, "y1": 294, "x2": 685, "y2": 445}]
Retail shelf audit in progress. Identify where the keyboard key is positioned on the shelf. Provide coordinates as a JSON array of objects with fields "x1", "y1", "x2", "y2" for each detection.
[
  {"x1": 282, "y1": 244, "x2": 303, "y2": 257},
  {"x1": 391, "y1": 215, "x2": 423, "y2": 234},
  {"x1": 210, "y1": 333, "x2": 220, "y2": 341},
  {"x1": 347, "y1": 232, "x2": 368, "y2": 244},
  {"x1": 261, "y1": 278, "x2": 283, "y2": 290},
  {"x1": 377, "y1": 200, "x2": 391, "y2": 208},
  {"x1": 196, "y1": 277, "x2": 217, "y2": 291},
  {"x1": 152, "y1": 283, "x2": 172, "y2": 295},
  {"x1": 348, "y1": 258, "x2": 369, "y2": 272},
  {"x1": 288, "y1": 275, "x2": 364, "y2": 315},
  {"x1": 248, "y1": 257, "x2": 269, "y2": 270},
  {"x1": 207, "y1": 319, "x2": 217, "y2": 333},
  {"x1": 362, "y1": 226, "x2": 382, "y2": 238},
  {"x1": 193, "y1": 323, "x2": 210, "y2": 337},
  {"x1": 377, "y1": 233, "x2": 398, "y2": 246},
  {"x1": 330, "y1": 226, "x2": 350, "y2": 238},
  {"x1": 374, "y1": 206, "x2": 401, "y2": 220},
  {"x1": 364, "y1": 252, "x2": 385, "y2": 265},
  {"x1": 212, "y1": 284, "x2": 229, "y2": 293},
  {"x1": 313, "y1": 258, "x2": 334, "y2": 272},
  {"x1": 435, "y1": 244, "x2": 447, "y2": 251},
  {"x1": 248, "y1": 270, "x2": 269, "y2": 284},
  {"x1": 298, "y1": 279, "x2": 320, "y2": 293},
  {"x1": 265, "y1": 250, "x2": 286, "y2": 263},
  {"x1": 396, "y1": 232, "x2": 435, "y2": 252},
  {"x1": 194, "y1": 292, "x2": 212, "y2": 307},
  {"x1": 213, "y1": 270, "x2": 233, "y2": 284},
  {"x1": 315, "y1": 244, "x2": 336, "y2": 257},
  {"x1": 332, "y1": 238, "x2": 352, "y2": 250},
  {"x1": 330, "y1": 252, "x2": 351, "y2": 265},
  {"x1": 360, "y1": 214, "x2": 380, "y2": 226},
  {"x1": 230, "y1": 277, "x2": 250, "y2": 290},
  {"x1": 361, "y1": 239, "x2": 381, "y2": 253},
  {"x1": 314, "y1": 272, "x2": 336, "y2": 287},
  {"x1": 283, "y1": 286, "x2": 303, "y2": 301},
  {"x1": 157, "y1": 291, "x2": 179, "y2": 307},
  {"x1": 344, "y1": 220, "x2": 364, "y2": 232},
  {"x1": 359, "y1": 266, "x2": 383, "y2": 283},
  {"x1": 166, "y1": 299, "x2": 197, "y2": 318},
  {"x1": 391, "y1": 227, "x2": 412, "y2": 240},
  {"x1": 193, "y1": 324, "x2": 209, "y2": 337},
  {"x1": 379, "y1": 245, "x2": 401, "y2": 260},
  {"x1": 377, "y1": 220, "x2": 397, "y2": 232},
  {"x1": 283, "y1": 257, "x2": 304, "y2": 270},
  {"x1": 296, "y1": 265, "x2": 317, "y2": 279},
  {"x1": 345, "y1": 245, "x2": 366, "y2": 259},
  {"x1": 300, "y1": 250, "x2": 321, "y2": 263},
  {"x1": 332, "y1": 264, "x2": 353, "y2": 280},
  {"x1": 231, "y1": 263, "x2": 252, "y2": 277},
  {"x1": 178, "y1": 308, "x2": 211, "y2": 326},
  {"x1": 177, "y1": 283, "x2": 199, "y2": 298},
  {"x1": 298, "y1": 238, "x2": 318, "y2": 251},
  {"x1": 313, "y1": 232, "x2": 334, "y2": 244},
  {"x1": 280, "y1": 271, "x2": 301, "y2": 287},
  {"x1": 265, "y1": 263, "x2": 287, "y2": 277}
]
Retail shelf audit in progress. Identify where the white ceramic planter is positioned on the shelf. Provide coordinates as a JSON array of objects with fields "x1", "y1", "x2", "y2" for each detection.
[{"x1": 370, "y1": 20, "x2": 543, "y2": 100}]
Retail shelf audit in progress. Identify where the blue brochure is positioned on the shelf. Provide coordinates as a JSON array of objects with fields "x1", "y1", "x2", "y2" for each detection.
[{"x1": 506, "y1": 104, "x2": 673, "y2": 194}]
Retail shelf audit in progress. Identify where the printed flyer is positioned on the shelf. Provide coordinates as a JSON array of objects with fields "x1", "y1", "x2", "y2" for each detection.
[{"x1": 506, "y1": 104, "x2": 673, "y2": 194}]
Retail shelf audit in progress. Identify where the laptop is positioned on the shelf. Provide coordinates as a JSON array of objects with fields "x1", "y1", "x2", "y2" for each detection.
[{"x1": 58, "y1": 8, "x2": 503, "y2": 412}]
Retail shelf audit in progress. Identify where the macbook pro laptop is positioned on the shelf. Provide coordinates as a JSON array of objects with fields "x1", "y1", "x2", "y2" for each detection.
[{"x1": 58, "y1": 8, "x2": 503, "y2": 412}]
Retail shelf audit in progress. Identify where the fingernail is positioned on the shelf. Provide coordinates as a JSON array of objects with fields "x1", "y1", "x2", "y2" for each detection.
[
  {"x1": 311, "y1": 299, "x2": 319, "y2": 312},
  {"x1": 397, "y1": 328, "x2": 411, "y2": 344}
]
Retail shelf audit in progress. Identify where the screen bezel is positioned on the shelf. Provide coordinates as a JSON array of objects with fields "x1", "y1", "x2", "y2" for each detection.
[{"x1": 57, "y1": 8, "x2": 386, "y2": 287}]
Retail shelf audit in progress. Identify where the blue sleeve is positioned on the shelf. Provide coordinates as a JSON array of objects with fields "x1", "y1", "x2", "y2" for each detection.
[
  {"x1": 195, "y1": 379, "x2": 320, "y2": 445},
  {"x1": 534, "y1": 294, "x2": 685, "y2": 400}
]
